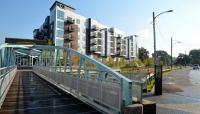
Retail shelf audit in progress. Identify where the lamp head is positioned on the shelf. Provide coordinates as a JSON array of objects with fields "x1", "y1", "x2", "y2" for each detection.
[{"x1": 167, "y1": 10, "x2": 173, "y2": 12}]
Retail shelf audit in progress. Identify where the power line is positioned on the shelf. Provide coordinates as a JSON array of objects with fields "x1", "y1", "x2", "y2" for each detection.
[
  {"x1": 173, "y1": 39, "x2": 200, "y2": 47},
  {"x1": 155, "y1": 22, "x2": 169, "y2": 42}
]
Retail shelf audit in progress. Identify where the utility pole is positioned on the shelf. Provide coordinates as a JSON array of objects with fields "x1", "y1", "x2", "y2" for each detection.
[
  {"x1": 152, "y1": 10, "x2": 173, "y2": 96},
  {"x1": 171, "y1": 37, "x2": 173, "y2": 70},
  {"x1": 185, "y1": 50, "x2": 186, "y2": 67},
  {"x1": 153, "y1": 12, "x2": 156, "y2": 66}
]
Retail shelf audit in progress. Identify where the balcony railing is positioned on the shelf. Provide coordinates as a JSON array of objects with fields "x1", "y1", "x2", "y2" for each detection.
[
  {"x1": 65, "y1": 17, "x2": 75, "y2": 24},
  {"x1": 65, "y1": 26, "x2": 73, "y2": 32},
  {"x1": 117, "y1": 39, "x2": 121, "y2": 44},
  {"x1": 64, "y1": 34, "x2": 73, "y2": 41},
  {"x1": 90, "y1": 39, "x2": 102, "y2": 45},
  {"x1": 110, "y1": 42, "x2": 115, "y2": 48},
  {"x1": 116, "y1": 34, "x2": 122, "y2": 38},
  {"x1": 116, "y1": 45, "x2": 121, "y2": 50},
  {"x1": 90, "y1": 32, "x2": 98, "y2": 38},
  {"x1": 91, "y1": 25, "x2": 99, "y2": 31},
  {"x1": 90, "y1": 45, "x2": 101, "y2": 53},
  {"x1": 110, "y1": 36, "x2": 115, "y2": 41}
]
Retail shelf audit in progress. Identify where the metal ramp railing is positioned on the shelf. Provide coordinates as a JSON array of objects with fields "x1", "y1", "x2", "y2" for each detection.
[
  {"x1": 0, "y1": 44, "x2": 17, "y2": 108},
  {"x1": 31, "y1": 45, "x2": 133, "y2": 114}
]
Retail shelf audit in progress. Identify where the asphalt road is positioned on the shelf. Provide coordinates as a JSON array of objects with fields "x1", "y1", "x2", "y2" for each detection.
[{"x1": 146, "y1": 67, "x2": 200, "y2": 114}]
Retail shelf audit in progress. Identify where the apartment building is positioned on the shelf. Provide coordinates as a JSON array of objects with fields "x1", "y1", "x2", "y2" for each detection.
[
  {"x1": 34, "y1": 1, "x2": 138, "y2": 59},
  {"x1": 33, "y1": 16, "x2": 50, "y2": 40}
]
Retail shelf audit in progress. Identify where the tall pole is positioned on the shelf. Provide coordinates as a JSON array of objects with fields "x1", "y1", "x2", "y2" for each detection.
[
  {"x1": 153, "y1": 10, "x2": 173, "y2": 96},
  {"x1": 171, "y1": 37, "x2": 172, "y2": 70},
  {"x1": 185, "y1": 50, "x2": 186, "y2": 67},
  {"x1": 153, "y1": 12, "x2": 156, "y2": 66}
]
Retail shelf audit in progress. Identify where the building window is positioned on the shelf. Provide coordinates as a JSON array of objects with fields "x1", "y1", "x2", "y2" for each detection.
[
  {"x1": 57, "y1": 10, "x2": 64, "y2": 20},
  {"x1": 131, "y1": 43, "x2": 133, "y2": 46},
  {"x1": 76, "y1": 19, "x2": 80, "y2": 24},
  {"x1": 130, "y1": 37, "x2": 133, "y2": 42},
  {"x1": 56, "y1": 30, "x2": 64, "y2": 38},
  {"x1": 57, "y1": 21, "x2": 64, "y2": 29}
]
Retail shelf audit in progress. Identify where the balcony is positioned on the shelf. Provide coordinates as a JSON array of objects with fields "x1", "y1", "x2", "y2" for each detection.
[
  {"x1": 96, "y1": 46, "x2": 102, "y2": 53},
  {"x1": 110, "y1": 42, "x2": 115, "y2": 48},
  {"x1": 110, "y1": 48, "x2": 115, "y2": 55},
  {"x1": 90, "y1": 46, "x2": 95, "y2": 52},
  {"x1": 116, "y1": 50, "x2": 121, "y2": 55},
  {"x1": 117, "y1": 39, "x2": 121, "y2": 44},
  {"x1": 122, "y1": 46, "x2": 126, "y2": 50},
  {"x1": 91, "y1": 25, "x2": 99, "y2": 31},
  {"x1": 110, "y1": 36, "x2": 115, "y2": 42},
  {"x1": 64, "y1": 34, "x2": 73, "y2": 41},
  {"x1": 90, "y1": 32, "x2": 98, "y2": 38},
  {"x1": 116, "y1": 45, "x2": 121, "y2": 50},
  {"x1": 116, "y1": 34, "x2": 122, "y2": 38},
  {"x1": 90, "y1": 45, "x2": 101, "y2": 53},
  {"x1": 65, "y1": 26, "x2": 73, "y2": 32},
  {"x1": 122, "y1": 40, "x2": 126, "y2": 45},
  {"x1": 65, "y1": 17, "x2": 75, "y2": 24},
  {"x1": 90, "y1": 39, "x2": 102, "y2": 45}
]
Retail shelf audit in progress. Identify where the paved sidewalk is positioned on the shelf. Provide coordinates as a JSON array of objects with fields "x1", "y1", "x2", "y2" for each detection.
[{"x1": 146, "y1": 68, "x2": 200, "y2": 114}]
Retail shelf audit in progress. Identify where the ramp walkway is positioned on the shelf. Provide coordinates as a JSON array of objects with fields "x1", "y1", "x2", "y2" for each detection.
[{"x1": 0, "y1": 70, "x2": 100, "y2": 114}]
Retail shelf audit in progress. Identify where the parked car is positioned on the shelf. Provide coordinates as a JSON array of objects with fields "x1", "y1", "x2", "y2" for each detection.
[{"x1": 193, "y1": 64, "x2": 199, "y2": 70}]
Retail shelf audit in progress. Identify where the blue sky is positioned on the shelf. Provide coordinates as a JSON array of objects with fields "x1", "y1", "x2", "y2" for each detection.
[{"x1": 0, "y1": 0, "x2": 200, "y2": 56}]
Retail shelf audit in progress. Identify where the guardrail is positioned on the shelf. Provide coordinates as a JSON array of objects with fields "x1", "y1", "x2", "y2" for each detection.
[
  {"x1": 32, "y1": 46, "x2": 134, "y2": 114},
  {"x1": 0, "y1": 66, "x2": 17, "y2": 108}
]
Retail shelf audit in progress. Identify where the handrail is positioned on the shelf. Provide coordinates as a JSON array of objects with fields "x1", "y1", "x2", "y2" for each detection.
[
  {"x1": 0, "y1": 66, "x2": 17, "y2": 108},
  {"x1": 0, "y1": 67, "x2": 10, "y2": 71}
]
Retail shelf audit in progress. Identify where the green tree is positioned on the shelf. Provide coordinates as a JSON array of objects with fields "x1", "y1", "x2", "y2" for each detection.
[
  {"x1": 152, "y1": 50, "x2": 170, "y2": 65},
  {"x1": 189, "y1": 49, "x2": 200, "y2": 64},
  {"x1": 175, "y1": 53, "x2": 191, "y2": 65},
  {"x1": 138, "y1": 47, "x2": 149, "y2": 61}
]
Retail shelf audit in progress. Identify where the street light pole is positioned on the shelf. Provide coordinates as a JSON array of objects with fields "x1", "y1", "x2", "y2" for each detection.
[
  {"x1": 185, "y1": 50, "x2": 186, "y2": 67},
  {"x1": 153, "y1": 10, "x2": 173, "y2": 66},
  {"x1": 153, "y1": 12, "x2": 156, "y2": 65},
  {"x1": 153, "y1": 10, "x2": 173, "y2": 96}
]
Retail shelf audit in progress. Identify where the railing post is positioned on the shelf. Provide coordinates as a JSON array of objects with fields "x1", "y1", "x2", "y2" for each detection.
[
  {"x1": 64, "y1": 48, "x2": 67, "y2": 74},
  {"x1": 122, "y1": 80, "x2": 132, "y2": 106},
  {"x1": 67, "y1": 49, "x2": 73, "y2": 77},
  {"x1": 77, "y1": 58, "x2": 83, "y2": 78},
  {"x1": 50, "y1": 48, "x2": 53, "y2": 66}
]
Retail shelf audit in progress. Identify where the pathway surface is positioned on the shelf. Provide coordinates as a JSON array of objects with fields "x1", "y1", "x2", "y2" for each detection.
[
  {"x1": 0, "y1": 71, "x2": 101, "y2": 114},
  {"x1": 146, "y1": 67, "x2": 200, "y2": 114}
]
